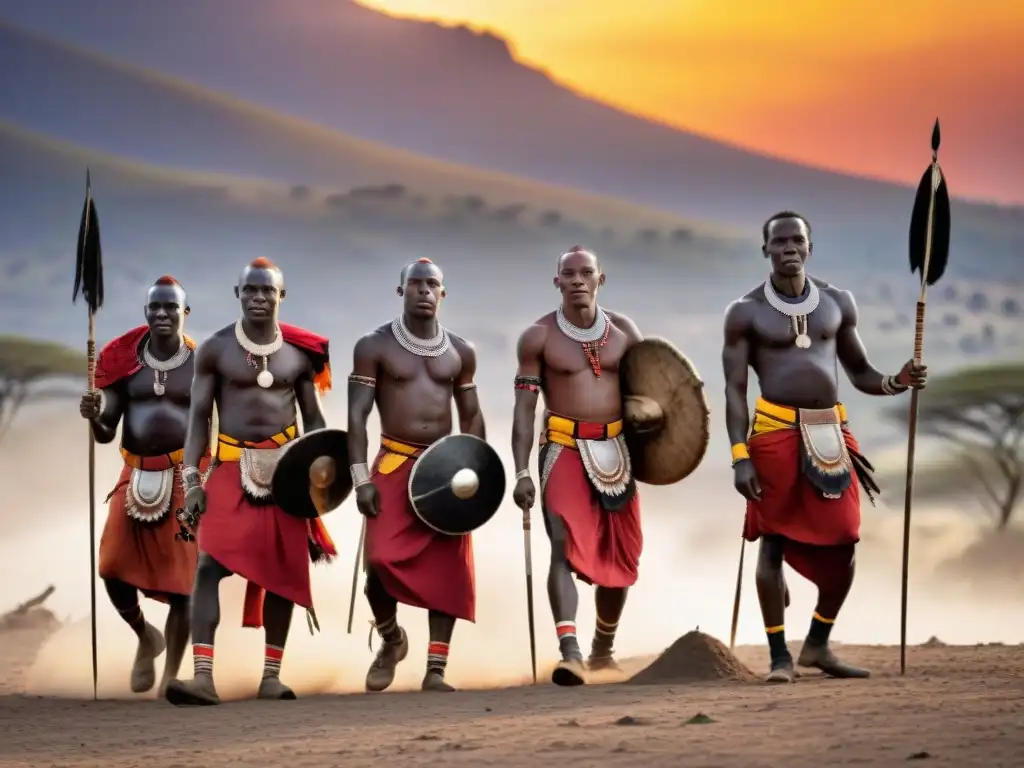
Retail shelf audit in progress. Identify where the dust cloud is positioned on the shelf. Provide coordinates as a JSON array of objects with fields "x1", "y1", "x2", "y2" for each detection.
[{"x1": 2, "y1": 395, "x2": 1022, "y2": 701}]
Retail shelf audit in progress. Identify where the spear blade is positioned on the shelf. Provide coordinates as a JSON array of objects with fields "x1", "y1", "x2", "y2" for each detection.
[
  {"x1": 72, "y1": 168, "x2": 104, "y2": 313},
  {"x1": 908, "y1": 124, "x2": 950, "y2": 287}
]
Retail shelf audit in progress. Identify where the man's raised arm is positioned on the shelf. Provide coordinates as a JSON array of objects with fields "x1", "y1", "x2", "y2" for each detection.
[
  {"x1": 834, "y1": 289, "x2": 899, "y2": 395},
  {"x1": 183, "y1": 339, "x2": 218, "y2": 470},
  {"x1": 511, "y1": 323, "x2": 547, "y2": 476}
]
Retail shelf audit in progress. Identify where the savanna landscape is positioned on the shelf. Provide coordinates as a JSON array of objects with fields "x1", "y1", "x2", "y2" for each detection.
[{"x1": 0, "y1": 3, "x2": 1022, "y2": 766}]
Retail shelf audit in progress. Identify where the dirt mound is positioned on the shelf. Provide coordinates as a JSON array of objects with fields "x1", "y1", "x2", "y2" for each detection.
[{"x1": 628, "y1": 630, "x2": 756, "y2": 685}]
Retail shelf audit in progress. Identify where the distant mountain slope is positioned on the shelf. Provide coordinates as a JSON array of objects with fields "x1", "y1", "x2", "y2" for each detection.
[
  {"x1": 0, "y1": 21, "x2": 727, "y2": 241},
  {"x1": 1, "y1": 8, "x2": 1021, "y2": 283},
  {"x1": 0, "y1": 120, "x2": 750, "y2": 348},
  {"x1": 0, "y1": 2, "x2": 1019, "y2": 228}
]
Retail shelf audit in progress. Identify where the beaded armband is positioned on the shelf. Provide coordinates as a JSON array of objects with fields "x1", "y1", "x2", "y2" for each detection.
[
  {"x1": 514, "y1": 375, "x2": 542, "y2": 393},
  {"x1": 181, "y1": 466, "x2": 201, "y2": 491},
  {"x1": 730, "y1": 443, "x2": 750, "y2": 466},
  {"x1": 350, "y1": 463, "x2": 371, "y2": 488},
  {"x1": 880, "y1": 374, "x2": 908, "y2": 396},
  {"x1": 348, "y1": 374, "x2": 376, "y2": 388},
  {"x1": 456, "y1": 382, "x2": 477, "y2": 392}
]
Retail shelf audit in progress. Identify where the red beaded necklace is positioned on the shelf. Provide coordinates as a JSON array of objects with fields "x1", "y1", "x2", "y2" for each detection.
[{"x1": 581, "y1": 320, "x2": 611, "y2": 377}]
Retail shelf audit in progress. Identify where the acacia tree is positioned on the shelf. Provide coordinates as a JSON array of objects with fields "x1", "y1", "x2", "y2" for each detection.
[
  {"x1": 885, "y1": 362, "x2": 1024, "y2": 529},
  {"x1": 0, "y1": 335, "x2": 85, "y2": 442}
]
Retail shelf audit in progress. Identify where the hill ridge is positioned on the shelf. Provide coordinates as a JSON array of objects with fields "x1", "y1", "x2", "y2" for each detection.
[
  {"x1": 2, "y1": 0, "x2": 1019, "y2": 219},
  {"x1": 0, "y1": 20, "x2": 737, "y2": 237}
]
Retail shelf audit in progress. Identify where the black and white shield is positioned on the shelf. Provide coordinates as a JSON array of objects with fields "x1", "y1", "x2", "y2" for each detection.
[{"x1": 408, "y1": 434, "x2": 506, "y2": 535}]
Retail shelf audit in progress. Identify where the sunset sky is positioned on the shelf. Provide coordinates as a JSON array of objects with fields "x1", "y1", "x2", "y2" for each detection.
[{"x1": 359, "y1": 0, "x2": 1024, "y2": 205}]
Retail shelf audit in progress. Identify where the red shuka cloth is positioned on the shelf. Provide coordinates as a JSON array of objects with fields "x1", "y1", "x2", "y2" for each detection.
[
  {"x1": 99, "y1": 455, "x2": 208, "y2": 601},
  {"x1": 280, "y1": 323, "x2": 331, "y2": 394},
  {"x1": 743, "y1": 428, "x2": 863, "y2": 547},
  {"x1": 365, "y1": 449, "x2": 476, "y2": 622},
  {"x1": 94, "y1": 325, "x2": 196, "y2": 390},
  {"x1": 198, "y1": 436, "x2": 337, "y2": 628},
  {"x1": 542, "y1": 447, "x2": 643, "y2": 589},
  {"x1": 95, "y1": 324, "x2": 328, "y2": 392}
]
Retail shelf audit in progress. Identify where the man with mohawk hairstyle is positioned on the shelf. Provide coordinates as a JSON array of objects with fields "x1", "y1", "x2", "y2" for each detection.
[
  {"x1": 79, "y1": 275, "x2": 204, "y2": 696},
  {"x1": 347, "y1": 257, "x2": 485, "y2": 693},
  {"x1": 511, "y1": 246, "x2": 646, "y2": 687},
  {"x1": 165, "y1": 257, "x2": 336, "y2": 707}
]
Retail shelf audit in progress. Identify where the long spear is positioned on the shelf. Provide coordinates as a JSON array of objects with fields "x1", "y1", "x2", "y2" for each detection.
[
  {"x1": 521, "y1": 504, "x2": 538, "y2": 683},
  {"x1": 72, "y1": 169, "x2": 105, "y2": 700},
  {"x1": 346, "y1": 519, "x2": 365, "y2": 633},
  {"x1": 728, "y1": 536, "x2": 744, "y2": 650},
  {"x1": 900, "y1": 119, "x2": 951, "y2": 675}
]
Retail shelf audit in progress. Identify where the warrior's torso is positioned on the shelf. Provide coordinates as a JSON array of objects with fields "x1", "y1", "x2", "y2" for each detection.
[
  {"x1": 745, "y1": 279, "x2": 845, "y2": 410},
  {"x1": 120, "y1": 357, "x2": 193, "y2": 457},
  {"x1": 375, "y1": 323, "x2": 464, "y2": 445},
  {"x1": 208, "y1": 324, "x2": 311, "y2": 442},
  {"x1": 540, "y1": 310, "x2": 630, "y2": 424}
]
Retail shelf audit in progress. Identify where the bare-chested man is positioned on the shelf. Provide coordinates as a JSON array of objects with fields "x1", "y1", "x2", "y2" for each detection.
[
  {"x1": 511, "y1": 246, "x2": 644, "y2": 686},
  {"x1": 80, "y1": 276, "x2": 202, "y2": 696},
  {"x1": 164, "y1": 257, "x2": 335, "y2": 706},
  {"x1": 722, "y1": 211, "x2": 927, "y2": 683},
  {"x1": 348, "y1": 257, "x2": 484, "y2": 694}
]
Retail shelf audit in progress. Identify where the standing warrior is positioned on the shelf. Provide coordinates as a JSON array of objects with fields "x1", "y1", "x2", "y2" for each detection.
[
  {"x1": 79, "y1": 276, "x2": 202, "y2": 695},
  {"x1": 348, "y1": 258, "x2": 484, "y2": 693},
  {"x1": 164, "y1": 257, "x2": 335, "y2": 706},
  {"x1": 722, "y1": 212, "x2": 927, "y2": 683},
  {"x1": 511, "y1": 246, "x2": 645, "y2": 686}
]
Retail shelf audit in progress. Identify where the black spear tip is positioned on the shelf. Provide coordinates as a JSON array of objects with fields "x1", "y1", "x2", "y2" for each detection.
[{"x1": 931, "y1": 118, "x2": 941, "y2": 153}]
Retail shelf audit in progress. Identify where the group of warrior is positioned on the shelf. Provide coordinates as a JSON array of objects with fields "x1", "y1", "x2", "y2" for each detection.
[{"x1": 80, "y1": 211, "x2": 926, "y2": 706}]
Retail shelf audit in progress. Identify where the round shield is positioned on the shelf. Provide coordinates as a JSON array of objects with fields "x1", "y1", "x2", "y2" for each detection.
[
  {"x1": 408, "y1": 434, "x2": 506, "y2": 535},
  {"x1": 270, "y1": 428, "x2": 353, "y2": 520},
  {"x1": 619, "y1": 337, "x2": 711, "y2": 485}
]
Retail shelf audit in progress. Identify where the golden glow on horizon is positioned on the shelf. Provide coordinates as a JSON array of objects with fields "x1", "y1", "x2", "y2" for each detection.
[{"x1": 358, "y1": 1, "x2": 1024, "y2": 203}]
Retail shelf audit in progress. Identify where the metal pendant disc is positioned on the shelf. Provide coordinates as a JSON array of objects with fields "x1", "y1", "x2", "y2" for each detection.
[
  {"x1": 153, "y1": 382, "x2": 166, "y2": 396},
  {"x1": 795, "y1": 334, "x2": 812, "y2": 349},
  {"x1": 257, "y1": 369, "x2": 275, "y2": 388}
]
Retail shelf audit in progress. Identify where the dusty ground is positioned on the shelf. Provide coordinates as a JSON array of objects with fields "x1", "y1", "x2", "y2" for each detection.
[{"x1": 1, "y1": 639, "x2": 1021, "y2": 768}]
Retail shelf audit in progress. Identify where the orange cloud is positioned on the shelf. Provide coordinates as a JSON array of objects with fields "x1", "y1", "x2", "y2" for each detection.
[{"x1": 360, "y1": 1, "x2": 1024, "y2": 203}]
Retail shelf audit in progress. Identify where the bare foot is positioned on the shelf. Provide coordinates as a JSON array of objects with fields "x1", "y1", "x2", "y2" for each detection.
[
  {"x1": 798, "y1": 642, "x2": 870, "y2": 678},
  {"x1": 365, "y1": 628, "x2": 409, "y2": 693},
  {"x1": 257, "y1": 676, "x2": 297, "y2": 700},
  {"x1": 764, "y1": 658, "x2": 796, "y2": 684},
  {"x1": 165, "y1": 673, "x2": 219, "y2": 706},
  {"x1": 552, "y1": 657, "x2": 586, "y2": 687},
  {"x1": 421, "y1": 671, "x2": 455, "y2": 692},
  {"x1": 130, "y1": 623, "x2": 166, "y2": 694}
]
